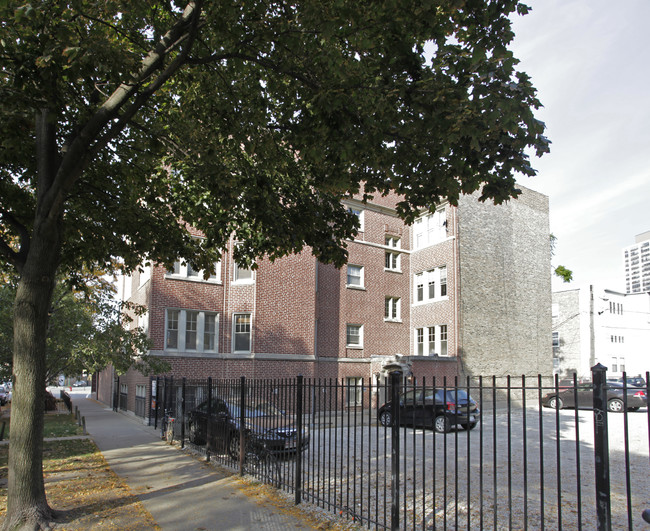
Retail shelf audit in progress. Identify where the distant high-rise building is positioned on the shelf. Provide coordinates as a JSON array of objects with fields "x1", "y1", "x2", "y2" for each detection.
[{"x1": 623, "y1": 231, "x2": 650, "y2": 294}]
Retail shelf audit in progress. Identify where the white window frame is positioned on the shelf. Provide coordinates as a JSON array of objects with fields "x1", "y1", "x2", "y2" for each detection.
[
  {"x1": 165, "y1": 309, "x2": 219, "y2": 353},
  {"x1": 414, "y1": 325, "x2": 449, "y2": 356},
  {"x1": 232, "y1": 313, "x2": 252, "y2": 353},
  {"x1": 384, "y1": 297, "x2": 401, "y2": 321},
  {"x1": 385, "y1": 236, "x2": 401, "y2": 272},
  {"x1": 166, "y1": 260, "x2": 222, "y2": 283},
  {"x1": 233, "y1": 261, "x2": 254, "y2": 283},
  {"x1": 346, "y1": 265, "x2": 364, "y2": 288},
  {"x1": 348, "y1": 207, "x2": 365, "y2": 232},
  {"x1": 346, "y1": 324, "x2": 363, "y2": 348},
  {"x1": 413, "y1": 266, "x2": 448, "y2": 304},
  {"x1": 413, "y1": 210, "x2": 446, "y2": 250}
]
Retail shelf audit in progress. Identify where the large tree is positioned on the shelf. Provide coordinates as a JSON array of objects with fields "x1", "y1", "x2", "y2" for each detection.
[{"x1": 0, "y1": 1, "x2": 548, "y2": 528}]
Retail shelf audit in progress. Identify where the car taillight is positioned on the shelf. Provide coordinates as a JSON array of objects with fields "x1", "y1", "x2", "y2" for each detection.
[{"x1": 446, "y1": 402, "x2": 455, "y2": 411}]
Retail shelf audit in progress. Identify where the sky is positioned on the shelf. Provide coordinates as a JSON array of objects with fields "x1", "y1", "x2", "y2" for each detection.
[{"x1": 509, "y1": 0, "x2": 650, "y2": 292}]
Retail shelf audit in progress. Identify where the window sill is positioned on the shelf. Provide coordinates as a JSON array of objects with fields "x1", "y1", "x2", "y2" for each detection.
[
  {"x1": 346, "y1": 345, "x2": 364, "y2": 350},
  {"x1": 384, "y1": 268, "x2": 402, "y2": 274},
  {"x1": 384, "y1": 318, "x2": 403, "y2": 323},
  {"x1": 346, "y1": 285, "x2": 366, "y2": 291}
]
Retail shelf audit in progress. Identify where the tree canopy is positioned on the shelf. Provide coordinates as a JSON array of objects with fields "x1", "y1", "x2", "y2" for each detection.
[
  {"x1": 1, "y1": 0, "x2": 548, "y2": 276},
  {"x1": 0, "y1": 269, "x2": 164, "y2": 384},
  {"x1": 0, "y1": 1, "x2": 548, "y2": 528}
]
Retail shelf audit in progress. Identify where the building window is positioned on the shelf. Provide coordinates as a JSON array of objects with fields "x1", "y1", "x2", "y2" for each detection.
[
  {"x1": 413, "y1": 210, "x2": 446, "y2": 250},
  {"x1": 620, "y1": 357, "x2": 625, "y2": 373},
  {"x1": 415, "y1": 325, "x2": 449, "y2": 356},
  {"x1": 166, "y1": 309, "x2": 179, "y2": 349},
  {"x1": 204, "y1": 314, "x2": 217, "y2": 351},
  {"x1": 348, "y1": 207, "x2": 364, "y2": 232},
  {"x1": 440, "y1": 267, "x2": 447, "y2": 297},
  {"x1": 165, "y1": 309, "x2": 219, "y2": 352},
  {"x1": 346, "y1": 377, "x2": 363, "y2": 407},
  {"x1": 384, "y1": 297, "x2": 400, "y2": 321},
  {"x1": 346, "y1": 324, "x2": 363, "y2": 348},
  {"x1": 611, "y1": 357, "x2": 618, "y2": 373},
  {"x1": 347, "y1": 265, "x2": 364, "y2": 288},
  {"x1": 416, "y1": 273, "x2": 424, "y2": 302},
  {"x1": 440, "y1": 325, "x2": 448, "y2": 356},
  {"x1": 233, "y1": 314, "x2": 252, "y2": 352},
  {"x1": 185, "y1": 311, "x2": 198, "y2": 350},
  {"x1": 552, "y1": 331, "x2": 560, "y2": 355},
  {"x1": 167, "y1": 260, "x2": 221, "y2": 282},
  {"x1": 234, "y1": 262, "x2": 254, "y2": 283},
  {"x1": 385, "y1": 237, "x2": 401, "y2": 271},
  {"x1": 414, "y1": 266, "x2": 448, "y2": 303}
]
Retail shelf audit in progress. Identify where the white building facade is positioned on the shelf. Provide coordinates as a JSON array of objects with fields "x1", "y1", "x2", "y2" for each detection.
[
  {"x1": 553, "y1": 285, "x2": 650, "y2": 379},
  {"x1": 624, "y1": 231, "x2": 650, "y2": 294}
]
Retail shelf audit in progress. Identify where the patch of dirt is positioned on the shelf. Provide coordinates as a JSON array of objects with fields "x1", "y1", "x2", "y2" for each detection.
[{"x1": 0, "y1": 439, "x2": 159, "y2": 530}]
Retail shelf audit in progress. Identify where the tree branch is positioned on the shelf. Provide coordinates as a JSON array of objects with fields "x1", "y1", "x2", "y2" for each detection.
[{"x1": 40, "y1": 1, "x2": 204, "y2": 226}]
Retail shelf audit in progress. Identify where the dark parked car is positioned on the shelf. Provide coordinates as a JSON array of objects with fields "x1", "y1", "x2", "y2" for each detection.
[
  {"x1": 378, "y1": 388, "x2": 480, "y2": 433},
  {"x1": 608, "y1": 376, "x2": 646, "y2": 388},
  {"x1": 187, "y1": 397, "x2": 308, "y2": 457},
  {"x1": 542, "y1": 381, "x2": 647, "y2": 412}
]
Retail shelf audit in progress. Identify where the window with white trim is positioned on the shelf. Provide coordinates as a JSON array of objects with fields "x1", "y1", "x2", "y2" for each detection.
[
  {"x1": 415, "y1": 325, "x2": 449, "y2": 356},
  {"x1": 233, "y1": 313, "x2": 252, "y2": 352},
  {"x1": 347, "y1": 265, "x2": 364, "y2": 288},
  {"x1": 346, "y1": 377, "x2": 363, "y2": 407},
  {"x1": 165, "y1": 309, "x2": 219, "y2": 352},
  {"x1": 384, "y1": 297, "x2": 401, "y2": 321},
  {"x1": 414, "y1": 266, "x2": 448, "y2": 303},
  {"x1": 348, "y1": 207, "x2": 364, "y2": 232},
  {"x1": 385, "y1": 236, "x2": 401, "y2": 271},
  {"x1": 413, "y1": 210, "x2": 446, "y2": 249},
  {"x1": 346, "y1": 324, "x2": 363, "y2": 348},
  {"x1": 234, "y1": 261, "x2": 254, "y2": 283},
  {"x1": 611, "y1": 356, "x2": 618, "y2": 373},
  {"x1": 167, "y1": 260, "x2": 221, "y2": 282}
]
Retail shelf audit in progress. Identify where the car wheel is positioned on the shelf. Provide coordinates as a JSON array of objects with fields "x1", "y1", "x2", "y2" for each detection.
[
  {"x1": 548, "y1": 396, "x2": 563, "y2": 410},
  {"x1": 227, "y1": 434, "x2": 241, "y2": 459},
  {"x1": 607, "y1": 398, "x2": 624, "y2": 413},
  {"x1": 378, "y1": 410, "x2": 392, "y2": 427},
  {"x1": 434, "y1": 415, "x2": 451, "y2": 434}
]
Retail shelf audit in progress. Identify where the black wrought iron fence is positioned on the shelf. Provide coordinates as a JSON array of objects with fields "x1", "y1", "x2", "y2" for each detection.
[{"x1": 149, "y1": 368, "x2": 650, "y2": 530}]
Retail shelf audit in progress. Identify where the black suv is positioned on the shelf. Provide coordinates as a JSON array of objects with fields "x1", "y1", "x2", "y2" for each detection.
[
  {"x1": 187, "y1": 397, "x2": 308, "y2": 457},
  {"x1": 378, "y1": 388, "x2": 480, "y2": 433}
]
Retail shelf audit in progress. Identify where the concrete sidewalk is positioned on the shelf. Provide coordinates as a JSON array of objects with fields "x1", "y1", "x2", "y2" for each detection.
[{"x1": 71, "y1": 390, "x2": 313, "y2": 530}]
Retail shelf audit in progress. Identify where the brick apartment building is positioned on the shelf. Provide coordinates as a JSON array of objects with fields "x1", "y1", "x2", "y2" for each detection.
[{"x1": 96, "y1": 185, "x2": 552, "y2": 415}]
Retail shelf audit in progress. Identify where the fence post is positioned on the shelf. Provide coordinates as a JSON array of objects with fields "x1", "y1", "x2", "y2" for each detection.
[
  {"x1": 206, "y1": 376, "x2": 212, "y2": 461},
  {"x1": 295, "y1": 375, "x2": 304, "y2": 505},
  {"x1": 114, "y1": 376, "x2": 119, "y2": 411},
  {"x1": 239, "y1": 376, "x2": 246, "y2": 474},
  {"x1": 390, "y1": 371, "x2": 402, "y2": 531},
  {"x1": 181, "y1": 378, "x2": 186, "y2": 449},
  {"x1": 592, "y1": 363, "x2": 611, "y2": 530}
]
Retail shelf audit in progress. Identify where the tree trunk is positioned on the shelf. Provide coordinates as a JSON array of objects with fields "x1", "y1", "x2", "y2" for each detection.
[{"x1": 3, "y1": 220, "x2": 61, "y2": 530}]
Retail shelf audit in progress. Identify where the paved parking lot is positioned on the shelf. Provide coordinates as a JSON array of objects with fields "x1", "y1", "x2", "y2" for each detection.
[{"x1": 299, "y1": 406, "x2": 650, "y2": 529}]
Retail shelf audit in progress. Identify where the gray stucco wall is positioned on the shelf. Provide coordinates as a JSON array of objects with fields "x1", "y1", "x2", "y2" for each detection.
[
  {"x1": 552, "y1": 289, "x2": 583, "y2": 377},
  {"x1": 457, "y1": 186, "x2": 553, "y2": 377}
]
